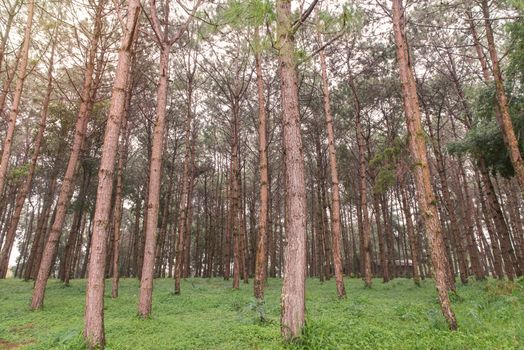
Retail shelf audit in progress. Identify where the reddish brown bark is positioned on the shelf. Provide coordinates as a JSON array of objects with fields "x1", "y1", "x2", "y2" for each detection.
[
  {"x1": 83, "y1": 1, "x2": 141, "y2": 347},
  {"x1": 31, "y1": 0, "x2": 105, "y2": 310},
  {"x1": 0, "y1": 34, "x2": 54, "y2": 278},
  {"x1": 392, "y1": 0, "x2": 457, "y2": 330},
  {"x1": 138, "y1": 41, "x2": 169, "y2": 317},
  {"x1": 277, "y1": 0, "x2": 308, "y2": 340},
  {"x1": 174, "y1": 75, "x2": 195, "y2": 295},
  {"x1": 0, "y1": 0, "x2": 34, "y2": 196},
  {"x1": 318, "y1": 32, "x2": 346, "y2": 297},
  {"x1": 480, "y1": 0, "x2": 524, "y2": 193},
  {"x1": 111, "y1": 86, "x2": 131, "y2": 298},
  {"x1": 253, "y1": 26, "x2": 269, "y2": 300},
  {"x1": 348, "y1": 70, "x2": 372, "y2": 287}
]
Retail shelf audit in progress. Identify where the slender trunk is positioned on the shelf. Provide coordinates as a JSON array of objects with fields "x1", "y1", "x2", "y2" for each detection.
[
  {"x1": 479, "y1": 0, "x2": 524, "y2": 192},
  {"x1": 0, "y1": 54, "x2": 20, "y2": 119},
  {"x1": 138, "y1": 42, "x2": 169, "y2": 317},
  {"x1": 31, "y1": 0, "x2": 105, "y2": 309},
  {"x1": 0, "y1": 1, "x2": 19, "y2": 75},
  {"x1": 174, "y1": 77, "x2": 194, "y2": 294},
  {"x1": 373, "y1": 195, "x2": 389, "y2": 282},
  {"x1": 0, "y1": 38, "x2": 54, "y2": 278},
  {"x1": 478, "y1": 160, "x2": 516, "y2": 279},
  {"x1": 475, "y1": 169, "x2": 505, "y2": 278},
  {"x1": 392, "y1": 0, "x2": 457, "y2": 330},
  {"x1": 0, "y1": 0, "x2": 34, "y2": 195},
  {"x1": 83, "y1": 1, "x2": 141, "y2": 347},
  {"x1": 348, "y1": 70, "x2": 372, "y2": 287},
  {"x1": 319, "y1": 35, "x2": 346, "y2": 298},
  {"x1": 398, "y1": 186, "x2": 421, "y2": 285},
  {"x1": 111, "y1": 82, "x2": 132, "y2": 297},
  {"x1": 253, "y1": 30, "x2": 269, "y2": 298},
  {"x1": 231, "y1": 130, "x2": 241, "y2": 289}
]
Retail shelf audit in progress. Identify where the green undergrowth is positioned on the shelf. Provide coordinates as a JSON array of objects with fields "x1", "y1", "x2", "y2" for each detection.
[{"x1": 0, "y1": 277, "x2": 522, "y2": 349}]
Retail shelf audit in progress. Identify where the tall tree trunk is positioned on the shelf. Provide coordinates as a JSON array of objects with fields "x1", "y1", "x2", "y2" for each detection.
[
  {"x1": 0, "y1": 0, "x2": 34, "y2": 196},
  {"x1": 318, "y1": 34, "x2": 346, "y2": 298},
  {"x1": 138, "y1": 41, "x2": 170, "y2": 317},
  {"x1": 276, "y1": 0, "x2": 308, "y2": 340},
  {"x1": 0, "y1": 50, "x2": 20, "y2": 119},
  {"x1": 348, "y1": 69, "x2": 372, "y2": 287},
  {"x1": 392, "y1": 0, "x2": 457, "y2": 330},
  {"x1": 253, "y1": 28, "x2": 269, "y2": 298},
  {"x1": 231, "y1": 119, "x2": 241, "y2": 289},
  {"x1": 83, "y1": 1, "x2": 141, "y2": 347},
  {"x1": 0, "y1": 0, "x2": 20, "y2": 75},
  {"x1": 424, "y1": 109, "x2": 468, "y2": 285},
  {"x1": 174, "y1": 76, "x2": 194, "y2": 294},
  {"x1": 31, "y1": 0, "x2": 105, "y2": 309},
  {"x1": 0, "y1": 36, "x2": 54, "y2": 278},
  {"x1": 479, "y1": 0, "x2": 524, "y2": 192},
  {"x1": 111, "y1": 80, "x2": 132, "y2": 297}
]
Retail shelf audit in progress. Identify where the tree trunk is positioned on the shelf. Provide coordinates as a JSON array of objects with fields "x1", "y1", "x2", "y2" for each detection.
[
  {"x1": 398, "y1": 186, "x2": 421, "y2": 285},
  {"x1": 372, "y1": 195, "x2": 389, "y2": 282},
  {"x1": 348, "y1": 69, "x2": 372, "y2": 287},
  {"x1": 83, "y1": 1, "x2": 141, "y2": 347},
  {"x1": 480, "y1": 0, "x2": 524, "y2": 192},
  {"x1": 31, "y1": 0, "x2": 105, "y2": 310},
  {"x1": 253, "y1": 29, "x2": 269, "y2": 298},
  {"x1": 276, "y1": 0, "x2": 308, "y2": 340},
  {"x1": 111, "y1": 79, "x2": 132, "y2": 297},
  {"x1": 392, "y1": 0, "x2": 457, "y2": 330},
  {"x1": 138, "y1": 41, "x2": 170, "y2": 317},
  {"x1": 0, "y1": 0, "x2": 20, "y2": 75},
  {"x1": 0, "y1": 36, "x2": 54, "y2": 278},
  {"x1": 0, "y1": 0, "x2": 34, "y2": 196},
  {"x1": 174, "y1": 76, "x2": 194, "y2": 294},
  {"x1": 318, "y1": 34, "x2": 346, "y2": 298}
]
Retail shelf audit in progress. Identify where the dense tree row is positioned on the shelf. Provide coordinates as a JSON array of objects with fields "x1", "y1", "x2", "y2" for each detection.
[{"x1": 0, "y1": 0, "x2": 523, "y2": 348}]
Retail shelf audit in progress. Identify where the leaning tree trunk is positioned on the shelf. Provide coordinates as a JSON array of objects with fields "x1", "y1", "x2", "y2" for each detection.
[
  {"x1": 277, "y1": 0, "x2": 308, "y2": 340},
  {"x1": 0, "y1": 0, "x2": 34, "y2": 197},
  {"x1": 0, "y1": 36, "x2": 54, "y2": 278},
  {"x1": 31, "y1": 0, "x2": 105, "y2": 310},
  {"x1": 0, "y1": 0, "x2": 19, "y2": 75},
  {"x1": 0, "y1": 49, "x2": 20, "y2": 119},
  {"x1": 392, "y1": 0, "x2": 457, "y2": 330},
  {"x1": 480, "y1": 0, "x2": 524, "y2": 193},
  {"x1": 83, "y1": 1, "x2": 141, "y2": 348}
]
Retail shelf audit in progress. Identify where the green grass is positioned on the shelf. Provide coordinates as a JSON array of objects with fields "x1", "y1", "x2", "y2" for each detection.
[{"x1": 0, "y1": 277, "x2": 523, "y2": 349}]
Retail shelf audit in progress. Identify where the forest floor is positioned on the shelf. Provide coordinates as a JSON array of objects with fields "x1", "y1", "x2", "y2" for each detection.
[{"x1": 0, "y1": 277, "x2": 522, "y2": 349}]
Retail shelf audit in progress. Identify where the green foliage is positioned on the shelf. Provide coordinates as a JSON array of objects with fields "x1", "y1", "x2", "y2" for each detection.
[
  {"x1": 8, "y1": 163, "x2": 31, "y2": 182},
  {"x1": 448, "y1": 84, "x2": 524, "y2": 178},
  {"x1": 0, "y1": 278, "x2": 522, "y2": 349},
  {"x1": 221, "y1": 0, "x2": 275, "y2": 28},
  {"x1": 370, "y1": 136, "x2": 409, "y2": 194},
  {"x1": 316, "y1": 5, "x2": 363, "y2": 37}
]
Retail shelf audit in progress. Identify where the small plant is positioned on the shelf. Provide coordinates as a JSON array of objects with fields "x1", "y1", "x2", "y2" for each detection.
[{"x1": 249, "y1": 298, "x2": 269, "y2": 324}]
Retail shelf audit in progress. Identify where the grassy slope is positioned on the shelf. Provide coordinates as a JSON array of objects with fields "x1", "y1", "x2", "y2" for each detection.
[{"x1": 0, "y1": 277, "x2": 522, "y2": 349}]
